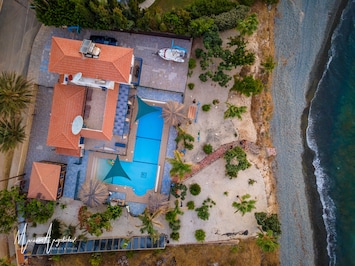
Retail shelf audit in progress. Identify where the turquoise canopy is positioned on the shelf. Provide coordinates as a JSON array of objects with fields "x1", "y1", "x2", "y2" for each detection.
[
  {"x1": 103, "y1": 155, "x2": 130, "y2": 181},
  {"x1": 135, "y1": 96, "x2": 159, "y2": 121}
]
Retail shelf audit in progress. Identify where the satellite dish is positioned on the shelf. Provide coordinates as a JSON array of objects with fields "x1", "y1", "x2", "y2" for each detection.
[{"x1": 72, "y1": 72, "x2": 82, "y2": 82}]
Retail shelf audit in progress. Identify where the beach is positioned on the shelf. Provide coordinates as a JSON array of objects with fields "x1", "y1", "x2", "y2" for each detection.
[{"x1": 271, "y1": 0, "x2": 348, "y2": 264}]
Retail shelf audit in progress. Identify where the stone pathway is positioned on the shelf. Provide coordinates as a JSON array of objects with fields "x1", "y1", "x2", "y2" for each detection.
[{"x1": 172, "y1": 140, "x2": 242, "y2": 182}]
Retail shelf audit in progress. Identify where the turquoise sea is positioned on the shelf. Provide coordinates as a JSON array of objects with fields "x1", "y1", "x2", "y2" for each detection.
[{"x1": 307, "y1": 1, "x2": 355, "y2": 264}]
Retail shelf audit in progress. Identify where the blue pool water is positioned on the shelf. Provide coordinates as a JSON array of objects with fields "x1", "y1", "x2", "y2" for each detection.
[{"x1": 97, "y1": 107, "x2": 163, "y2": 196}]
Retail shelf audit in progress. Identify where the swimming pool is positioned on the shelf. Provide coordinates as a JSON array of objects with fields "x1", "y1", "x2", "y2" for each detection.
[{"x1": 97, "y1": 107, "x2": 163, "y2": 196}]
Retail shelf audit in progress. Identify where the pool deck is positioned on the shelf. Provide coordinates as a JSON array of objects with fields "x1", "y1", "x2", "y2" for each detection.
[{"x1": 85, "y1": 99, "x2": 171, "y2": 205}]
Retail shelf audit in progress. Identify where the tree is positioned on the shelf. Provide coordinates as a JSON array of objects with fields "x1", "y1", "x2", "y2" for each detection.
[
  {"x1": 224, "y1": 103, "x2": 247, "y2": 119},
  {"x1": 22, "y1": 199, "x2": 55, "y2": 224},
  {"x1": 189, "y1": 183, "x2": 201, "y2": 196},
  {"x1": 0, "y1": 72, "x2": 32, "y2": 119},
  {"x1": 167, "y1": 150, "x2": 192, "y2": 181},
  {"x1": 256, "y1": 230, "x2": 280, "y2": 252},
  {"x1": 255, "y1": 212, "x2": 282, "y2": 236},
  {"x1": 138, "y1": 208, "x2": 164, "y2": 243},
  {"x1": 231, "y1": 75, "x2": 263, "y2": 97},
  {"x1": 232, "y1": 194, "x2": 256, "y2": 216},
  {"x1": 0, "y1": 118, "x2": 26, "y2": 153},
  {"x1": 188, "y1": 17, "x2": 215, "y2": 37},
  {"x1": 0, "y1": 187, "x2": 25, "y2": 234},
  {"x1": 236, "y1": 13, "x2": 259, "y2": 36}
]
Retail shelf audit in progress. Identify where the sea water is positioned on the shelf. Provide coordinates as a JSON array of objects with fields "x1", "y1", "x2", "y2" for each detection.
[{"x1": 307, "y1": 1, "x2": 355, "y2": 264}]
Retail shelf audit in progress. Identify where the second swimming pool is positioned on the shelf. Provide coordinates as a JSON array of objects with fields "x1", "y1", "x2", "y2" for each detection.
[{"x1": 97, "y1": 107, "x2": 164, "y2": 196}]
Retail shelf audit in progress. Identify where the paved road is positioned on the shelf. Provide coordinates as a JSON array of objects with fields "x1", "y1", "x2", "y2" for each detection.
[
  {"x1": 0, "y1": 0, "x2": 40, "y2": 260},
  {"x1": 0, "y1": 0, "x2": 40, "y2": 75}
]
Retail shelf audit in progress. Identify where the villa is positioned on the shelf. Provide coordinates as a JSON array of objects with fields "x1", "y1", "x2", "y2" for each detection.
[{"x1": 19, "y1": 30, "x2": 193, "y2": 259}]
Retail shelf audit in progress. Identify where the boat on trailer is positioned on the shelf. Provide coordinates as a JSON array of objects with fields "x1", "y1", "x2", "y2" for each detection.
[{"x1": 158, "y1": 48, "x2": 185, "y2": 63}]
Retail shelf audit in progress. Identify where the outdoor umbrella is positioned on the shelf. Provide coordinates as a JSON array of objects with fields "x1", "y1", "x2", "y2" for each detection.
[
  {"x1": 162, "y1": 101, "x2": 186, "y2": 126},
  {"x1": 78, "y1": 179, "x2": 109, "y2": 207}
]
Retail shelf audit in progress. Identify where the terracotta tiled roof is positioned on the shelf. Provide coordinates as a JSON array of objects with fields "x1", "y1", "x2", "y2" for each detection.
[
  {"x1": 49, "y1": 37, "x2": 134, "y2": 83},
  {"x1": 56, "y1": 147, "x2": 81, "y2": 157},
  {"x1": 47, "y1": 84, "x2": 85, "y2": 150},
  {"x1": 81, "y1": 84, "x2": 119, "y2": 140},
  {"x1": 27, "y1": 162, "x2": 61, "y2": 201}
]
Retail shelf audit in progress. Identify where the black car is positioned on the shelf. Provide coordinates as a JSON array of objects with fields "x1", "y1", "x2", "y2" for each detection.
[{"x1": 90, "y1": 35, "x2": 118, "y2": 46}]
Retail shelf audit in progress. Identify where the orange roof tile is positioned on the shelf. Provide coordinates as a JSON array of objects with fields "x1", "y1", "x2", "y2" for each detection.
[
  {"x1": 27, "y1": 162, "x2": 61, "y2": 201},
  {"x1": 47, "y1": 84, "x2": 85, "y2": 150},
  {"x1": 56, "y1": 147, "x2": 82, "y2": 157},
  {"x1": 80, "y1": 84, "x2": 119, "y2": 140},
  {"x1": 49, "y1": 37, "x2": 134, "y2": 83}
]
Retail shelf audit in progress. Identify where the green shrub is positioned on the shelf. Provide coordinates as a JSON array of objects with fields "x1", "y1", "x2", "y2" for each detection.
[
  {"x1": 188, "y1": 58, "x2": 196, "y2": 69},
  {"x1": 170, "y1": 231, "x2": 180, "y2": 241},
  {"x1": 255, "y1": 212, "x2": 281, "y2": 236},
  {"x1": 224, "y1": 103, "x2": 247, "y2": 119},
  {"x1": 199, "y1": 73, "x2": 208, "y2": 82},
  {"x1": 231, "y1": 75, "x2": 263, "y2": 97},
  {"x1": 261, "y1": 55, "x2": 276, "y2": 72},
  {"x1": 187, "y1": 201, "x2": 195, "y2": 210},
  {"x1": 203, "y1": 144, "x2": 213, "y2": 154},
  {"x1": 212, "y1": 6, "x2": 250, "y2": 31},
  {"x1": 23, "y1": 199, "x2": 55, "y2": 224},
  {"x1": 188, "y1": 83, "x2": 195, "y2": 90},
  {"x1": 212, "y1": 99, "x2": 220, "y2": 105},
  {"x1": 202, "y1": 104, "x2": 211, "y2": 112},
  {"x1": 195, "y1": 229, "x2": 206, "y2": 242},
  {"x1": 189, "y1": 183, "x2": 201, "y2": 196},
  {"x1": 89, "y1": 253, "x2": 102, "y2": 266},
  {"x1": 195, "y1": 48, "x2": 204, "y2": 59},
  {"x1": 195, "y1": 198, "x2": 216, "y2": 220},
  {"x1": 224, "y1": 146, "x2": 251, "y2": 178}
]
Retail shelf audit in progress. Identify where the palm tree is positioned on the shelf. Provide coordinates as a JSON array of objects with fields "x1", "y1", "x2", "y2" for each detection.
[
  {"x1": 167, "y1": 150, "x2": 192, "y2": 181},
  {"x1": 224, "y1": 103, "x2": 247, "y2": 120},
  {"x1": 138, "y1": 208, "x2": 164, "y2": 242},
  {"x1": 256, "y1": 230, "x2": 280, "y2": 252},
  {"x1": 0, "y1": 118, "x2": 26, "y2": 153},
  {"x1": 162, "y1": 101, "x2": 186, "y2": 126},
  {"x1": 147, "y1": 191, "x2": 169, "y2": 214},
  {"x1": 0, "y1": 72, "x2": 32, "y2": 119},
  {"x1": 232, "y1": 194, "x2": 256, "y2": 216},
  {"x1": 175, "y1": 126, "x2": 194, "y2": 150}
]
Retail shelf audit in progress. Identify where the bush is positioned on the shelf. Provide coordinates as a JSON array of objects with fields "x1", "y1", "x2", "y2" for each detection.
[
  {"x1": 188, "y1": 58, "x2": 196, "y2": 69},
  {"x1": 224, "y1": 146, "x2": 251, "y2": 178},
  {"x1": 231, "y1": 75, "x2": 263, "y2": 97},
  {"x1": 188, "y1": 83, "x2": 195, "y2": 90},
  {"x1": 189, "y1": 183, "x2": 201, "y2": 196},
  {"x1": 187, "y1": 201, "x2": 195, "y2": 210},
  {"x1": 212, "y1": 6, "x2": 250, "y2": 31},
  {"x1": 203, "y1": 144, "x2": 213, "y2": 154},
  {"x1": 195, "y1": 229, "x2": 206, "y2": 242},
  {"x1": 195, "y1": 198, "x2": 216, "y2": 220},
  {"x1": 202, "y1": 104, "x2": 211, "y2": 112},
  {"x1": 199, "y1": 73, "x2": 208, "y2": 82},
  {"x1": 24, "y1": 199, "x2": 55, "y2": 224},
  {"x1": 195, "y1": 48, "x2": 204, "y2": 59},
  {"x1": 170, "y1": 231, "x2": 180, "y2": 241},
  {"x1": 255, "y1": 212, "x2": 282, "y2": 236},
  {"x1": 261, "y1": 55, "x2": 276, "y2": 72},
  {"x1": 212, "y1": 99, "x2": 220, "y2": 105}
]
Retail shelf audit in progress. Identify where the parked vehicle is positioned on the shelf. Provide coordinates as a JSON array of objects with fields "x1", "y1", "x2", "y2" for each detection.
[{"x1": 90, "y1": 35, "x2": 118, "y2": 46}]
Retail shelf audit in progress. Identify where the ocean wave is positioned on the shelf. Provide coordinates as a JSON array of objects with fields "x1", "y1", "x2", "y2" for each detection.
[
  {"x1": 307, "y1": 115, "x2": 337, "y2": 265},
  {"x1": 305, "y1": 3, "x2": 354, "y2": 264}
]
